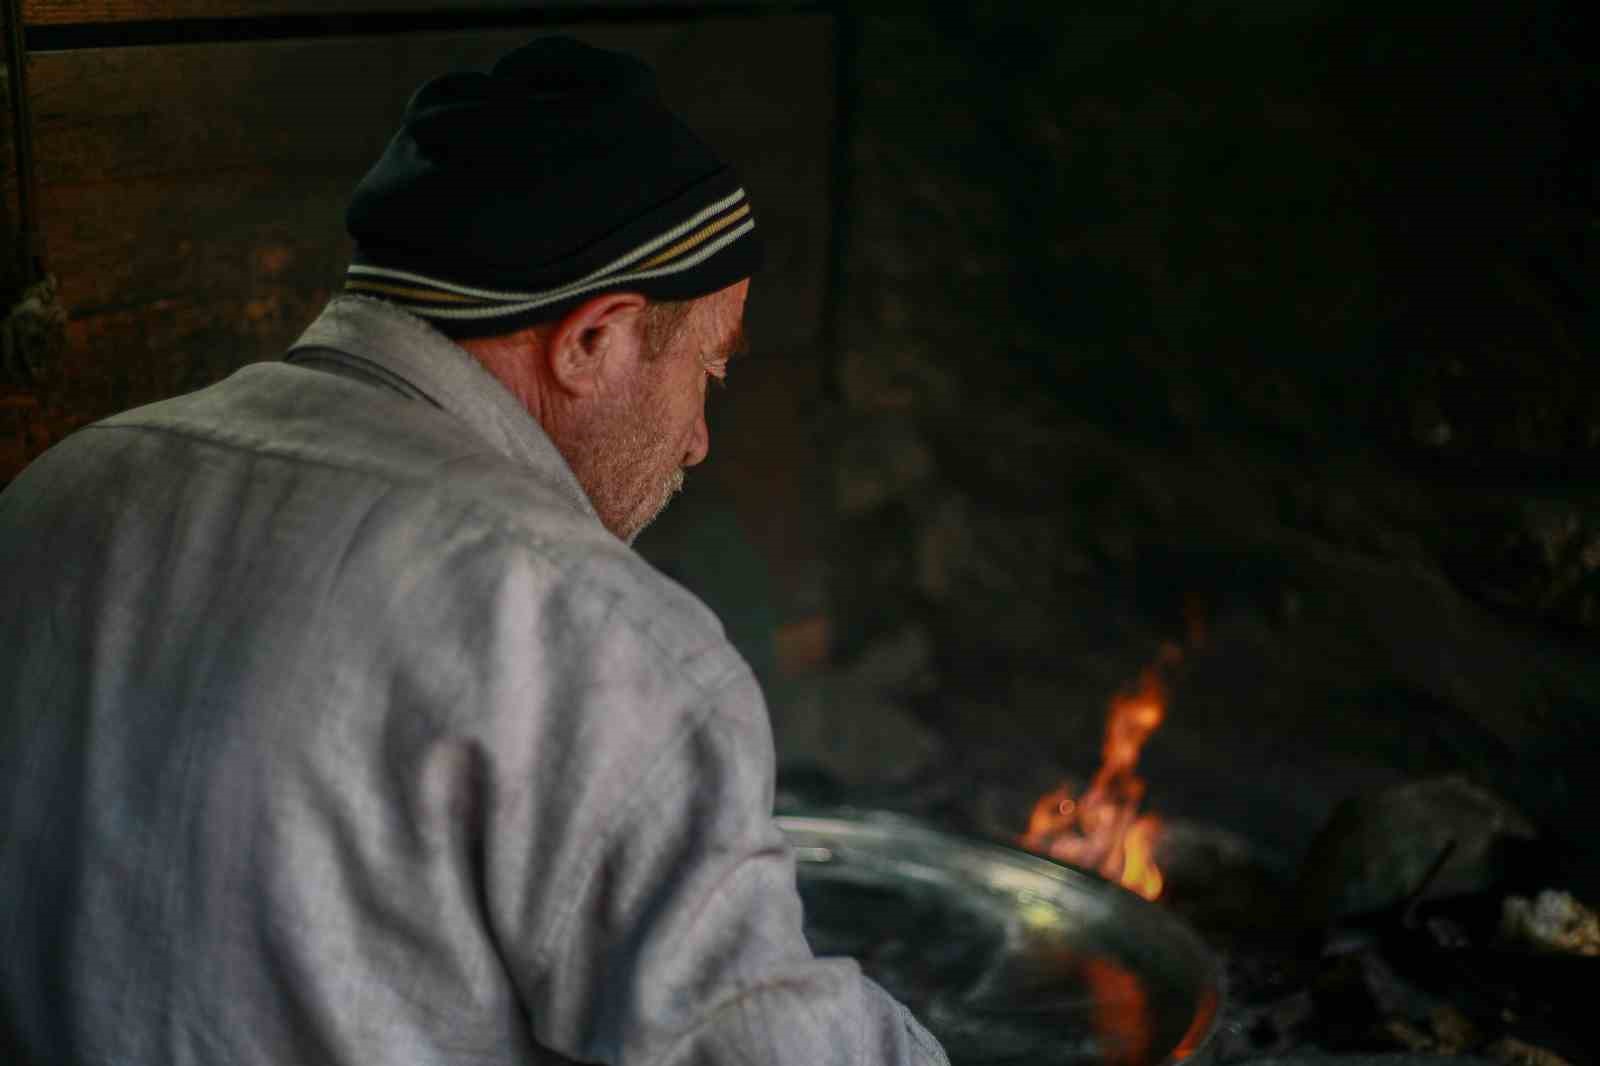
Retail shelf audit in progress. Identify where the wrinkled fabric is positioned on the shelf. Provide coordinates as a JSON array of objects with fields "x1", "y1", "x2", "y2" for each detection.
[{"x1": 0, "y1": 296, "x2": 948, "y2": 1066}]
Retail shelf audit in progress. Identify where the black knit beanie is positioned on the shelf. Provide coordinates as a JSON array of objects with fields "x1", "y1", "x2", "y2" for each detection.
[{"x1": 343, "y1": 36, "x2": 760, "y2": 338}]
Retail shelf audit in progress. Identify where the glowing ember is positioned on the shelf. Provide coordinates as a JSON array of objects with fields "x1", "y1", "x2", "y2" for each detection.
[{"x1": 1021, "y1": 645, "x2": 1178, "y2": 900}]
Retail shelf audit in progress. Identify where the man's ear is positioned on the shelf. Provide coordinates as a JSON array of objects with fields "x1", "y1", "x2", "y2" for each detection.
[{"x1": 545, "y1": 291, "x2": 649, "y2": 396}]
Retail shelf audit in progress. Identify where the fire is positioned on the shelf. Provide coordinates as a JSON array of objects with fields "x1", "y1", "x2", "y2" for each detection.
[{"x1": 1021, "y1": 646, "x2": 1178, "y2": 900}]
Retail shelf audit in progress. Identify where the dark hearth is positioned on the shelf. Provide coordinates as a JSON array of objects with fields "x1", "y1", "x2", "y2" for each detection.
[{"x1": 779, "y1": 758, "x2": 1598, "y2": 1066}]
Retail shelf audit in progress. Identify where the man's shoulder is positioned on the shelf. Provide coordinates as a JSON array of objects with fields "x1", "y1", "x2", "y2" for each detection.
[
  {"x1": 97, "y1": 360, "x2": 502, "y2": 486},
  {"x1": 83, "y1": 360, "x2": 611, "y2": 547},
  {"x1": 450, "y1": 497, "x2": 746, "y2": 697}
]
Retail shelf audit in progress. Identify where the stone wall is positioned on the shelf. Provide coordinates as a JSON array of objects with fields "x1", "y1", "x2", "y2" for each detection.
[{"x1": 806, "y1": 5, "x2": 1598, "y2": 863}]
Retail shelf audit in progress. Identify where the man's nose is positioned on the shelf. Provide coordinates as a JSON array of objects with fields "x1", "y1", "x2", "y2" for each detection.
[{"x1": 683, "y1": 410, "x2": 710, "y2": 467}]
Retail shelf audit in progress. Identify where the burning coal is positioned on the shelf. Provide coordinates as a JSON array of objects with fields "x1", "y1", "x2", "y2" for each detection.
[{"x1": 1021, "y1": 645, "x2": 1180, "y2": 901}]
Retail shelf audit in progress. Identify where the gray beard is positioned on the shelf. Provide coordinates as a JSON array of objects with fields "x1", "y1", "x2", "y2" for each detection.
[
  {"x1": 622, "y1": 466, "x2": 686, "y2": 545},
  {"x1": 552, "y1": 356, "x2": 688, "y2": 544}
]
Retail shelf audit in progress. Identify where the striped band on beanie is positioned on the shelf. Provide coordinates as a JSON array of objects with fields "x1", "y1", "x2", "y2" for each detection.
[
  {"x1": 344, "y1": 186, "x2": 754, "y2": 329},
  {"x1": 342, "y1": 36, "x2": 761, "y2": 339}
]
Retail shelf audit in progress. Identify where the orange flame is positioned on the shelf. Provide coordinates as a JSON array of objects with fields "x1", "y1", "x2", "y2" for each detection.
[{"x1": 1021, "y1": 646, "x2": 1177, "y2": 900}]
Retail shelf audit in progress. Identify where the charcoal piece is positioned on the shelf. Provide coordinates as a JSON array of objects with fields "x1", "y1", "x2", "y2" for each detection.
[{"x1": 1292, "y1": 776, "x2": 1537, "y2": 929}]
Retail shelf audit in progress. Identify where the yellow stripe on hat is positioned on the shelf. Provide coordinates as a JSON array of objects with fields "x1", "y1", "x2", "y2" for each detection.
[
  {"x1": 344, "y1": 279, "x2": 490, "y2": 305},
  {"x1": 636, "y1": 203, "x2": 752, "y2": 271}
]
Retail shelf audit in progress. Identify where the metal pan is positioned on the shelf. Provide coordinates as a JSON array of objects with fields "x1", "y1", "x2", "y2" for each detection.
[{"x1": 778, "y1": 809, "x2": 1222, "y2": 1066}]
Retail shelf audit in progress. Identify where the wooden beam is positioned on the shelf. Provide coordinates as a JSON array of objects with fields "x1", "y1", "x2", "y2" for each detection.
[
  {"x1": 21, "y1": 0, "x2": 800, "y2": 25},
  {"x1": 2, "y1": 0, "x2": 23, "y2": 290}
]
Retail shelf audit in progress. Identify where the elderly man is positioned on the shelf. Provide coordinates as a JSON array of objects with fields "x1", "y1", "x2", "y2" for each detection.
[{"x1": 0, "y1": 37, "x2": 947, "y2": 1066}]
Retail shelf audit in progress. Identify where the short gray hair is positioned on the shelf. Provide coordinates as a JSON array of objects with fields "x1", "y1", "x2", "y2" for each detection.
[{"x1": 639, "y1": 299, "x2": 694, "y2": 360}]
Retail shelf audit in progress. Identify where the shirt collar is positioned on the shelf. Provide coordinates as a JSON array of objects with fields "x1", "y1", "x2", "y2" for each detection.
[{"x1": 284, "y1": 295, "x2": 599, "y2": 522}]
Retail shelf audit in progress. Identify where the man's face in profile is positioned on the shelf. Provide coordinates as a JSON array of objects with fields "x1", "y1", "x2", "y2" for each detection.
[{"x1": 581, "y1": 279, "x2": 749, "y2": 543}]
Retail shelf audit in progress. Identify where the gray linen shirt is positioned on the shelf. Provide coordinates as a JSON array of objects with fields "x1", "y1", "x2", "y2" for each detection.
[{"x1": 0, "y1": 296, "x2": 948, "y2": 1066}]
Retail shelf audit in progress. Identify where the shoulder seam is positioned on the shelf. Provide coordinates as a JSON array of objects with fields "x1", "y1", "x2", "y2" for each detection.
[{"x1": 87, "y1": 409, "x2": 492, "y2": 490}]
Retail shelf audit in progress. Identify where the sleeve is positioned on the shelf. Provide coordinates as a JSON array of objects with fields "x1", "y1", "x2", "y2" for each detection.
[{"x1": 481, "y1": 609, "x2": 949, "y2": 1066}]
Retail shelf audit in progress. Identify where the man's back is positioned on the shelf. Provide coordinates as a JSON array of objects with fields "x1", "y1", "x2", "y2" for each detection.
[{"x1": 0, "y1": 304, "x2": 947, "y2": 1065}]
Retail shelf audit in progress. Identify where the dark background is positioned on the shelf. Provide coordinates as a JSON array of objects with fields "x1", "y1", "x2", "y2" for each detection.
[
  {"x1": 799, "y1": 4, "x2": 1600, "y2": 876},
  {"x1": 4, "y1": 2, "x2": 1597, "y2": 880}
]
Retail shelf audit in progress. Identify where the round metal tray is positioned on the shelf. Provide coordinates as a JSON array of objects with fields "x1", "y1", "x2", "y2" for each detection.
[{"x1": 778, "y1": 810, "x2": 1222, "y2": 1066}]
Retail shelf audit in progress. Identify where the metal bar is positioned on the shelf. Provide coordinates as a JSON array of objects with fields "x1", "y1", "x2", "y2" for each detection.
[
  {"x1": 23, "y1": 2, "x2": 829, "y2": 50},
  {"x1": 5, "y1": 0, "x2": 41, "y2": 281}
]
